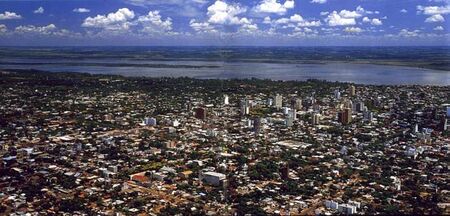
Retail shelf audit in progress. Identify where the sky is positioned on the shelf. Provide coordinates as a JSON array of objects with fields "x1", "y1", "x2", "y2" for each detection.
[{"x1": 0, "y1": 0, "x2": 449, "y2": 46}]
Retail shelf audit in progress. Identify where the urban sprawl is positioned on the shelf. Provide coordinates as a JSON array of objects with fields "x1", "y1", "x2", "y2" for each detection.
[{"x1": 0, "y1": 70, "x2": 449, "y2": 215}]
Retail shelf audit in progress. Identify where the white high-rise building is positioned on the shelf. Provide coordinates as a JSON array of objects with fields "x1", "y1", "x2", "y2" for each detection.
[
  {"x1": 275, "y1": 94, "x2": 283, "y2": 109},
  {"x1": 334, "y1": 89, "x2": 341, "y2": 99},
  {"x1": 224, "y1": 95, "x2": 229, "y2": 105}
]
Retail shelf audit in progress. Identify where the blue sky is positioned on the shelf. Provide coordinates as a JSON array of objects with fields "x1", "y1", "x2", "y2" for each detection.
[{"x1": 0, "y1": 0, "x2": 449, "y2": 46}]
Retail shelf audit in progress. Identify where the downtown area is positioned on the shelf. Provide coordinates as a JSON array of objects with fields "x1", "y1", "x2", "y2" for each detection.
[{"x1": 0, "y1": 70, "x2": 449, "y2": 215}]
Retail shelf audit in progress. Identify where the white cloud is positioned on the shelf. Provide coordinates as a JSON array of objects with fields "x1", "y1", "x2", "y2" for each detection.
[
  {"x1": 311, "y1": 0, "x2": 326, "y2": 4},
  {"x1": 253, "y1": 0, "x2": 295, "y2": 15},
  {"x1": 344, "y1": 26, "x2": 363, "y2": 33},
  {"x1": 124, "y1": 0, "x2": 208, "y2": 17},
  {"x1": 398, "y1": 29, "x2": 420, "y2": 37},
  {"x1": 325, "y1": 11, "x2": 356, "y2": 26},
  {"x1": 400, "y1": 9, "x2": 408, "y2": 13},
  {"x1": 34, "y1": 7, "x2": 44, "y2": 14},
  {"x1": 320, "y1": 11, "x2": 329, "y2": 16},
  {"x1": 0, "y1": 24, "x2": 7, "y2": 33},
  {"x1": 137, "y1": 11, "x2": 173, "y2": 33},
  {"x1": 15, "y1": 24, "x2": 57, "y2": 35},
  {"x1": 417, "y1": 5, "x2": 450, "y2": 15},
  {"x1": 0, "y1": 11, "x2": 22, "y2": 20},
  {"x1": 82, "y1": 8, "x2": 135, "y2": 31},
  {"x1": 433, "y1": 26, "x2": 444, "y2": 31},
  {"x1": 124, "y1": 0, "x2": 207, "y2": 6},
  {"x1": 73, "y1": 8, "x2": 90, "y2": 13},
  {"x1": 189, "y1": 19, "x2": 216, "y2": 33},
  {"x1": 363, "y1": 17, "x2": 382, "y2": 25},
  {"x1": 207, "y1": 0, "x2": 247, "y2": 25},
  {"x1": 339, "y1": 9, "x2": 362, "y2": 18},
  {"x1": 267, "y1": 14, "x2": 321, "y2": 28},
  {"x1": 425, "y1": 14, "x2": 445, "y2": 22},
  {"x1": 371, "y1": 18, "x2": 382, "y2": 25}
]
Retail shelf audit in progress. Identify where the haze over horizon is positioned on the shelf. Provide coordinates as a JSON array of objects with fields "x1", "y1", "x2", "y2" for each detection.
[{"x1": 0, "y1": 0, "x2": 449, "y2": 46}]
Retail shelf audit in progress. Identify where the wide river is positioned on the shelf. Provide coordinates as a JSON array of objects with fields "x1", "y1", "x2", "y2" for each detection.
[{"x1": 0, "y1": 58, "x2": 449, "y2": 85}]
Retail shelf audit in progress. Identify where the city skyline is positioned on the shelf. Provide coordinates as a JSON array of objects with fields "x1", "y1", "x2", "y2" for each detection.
[{"x1": 0, "y1": 0, "x2": 449, "y2": 46}]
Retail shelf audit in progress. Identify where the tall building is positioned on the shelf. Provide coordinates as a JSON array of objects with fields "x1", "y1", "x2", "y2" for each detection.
[
  {"x1": 280, "y1": 163, "x2": 289, "y2": 180},
  {"x1": 363, "y1": 111, "x2": 373, "y2": 122},
  {"x1": 240, "y1": 99, "x2": 250, "y2": 116},
  {"x1": 274, "y1": 94, "x2": 283, "y2": 109},
  {"x1": 334, "y1": 89, "x2": 341, "y2": 99},
  {"x1": 253, "y1": 117, "x2": 262, "y2": 133},
  {"x1": 348, "y1": 85, "x2": 356, "y2": 97},
  {"x1": 312, "y1": 113, "x2": 321, "y2": 125},
  {"x1": 338, "y1": 108, "x2": 352, "y2": 125},
  {"x1": 288, "y1": 109, "x2": 297, "y2": 121},
  {"x1": 295, "y1": 98, "x2": 302, "y2": 110},
  {"x1": 355, "y1": 101, "x2": 365, "y2": 112},
  {"x1": 224, "y1": 94, "x2": 229, "y2": 105},
  {"x1": 194, "y1": 107, "x2": 207, "y2": 120}
]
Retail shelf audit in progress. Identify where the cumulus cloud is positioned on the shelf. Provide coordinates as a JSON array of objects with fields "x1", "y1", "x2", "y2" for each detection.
[
  {"x1": 325, "y1": 11, "x2": 356, "y2": 26},
  {"x1": 311, "y1": 0, "x2": 326, "y2": 4},
  {"x1": 253, "y1": 0, "x2": 295, "y2": 15},
  {"x1": 417, "y1": 5, "x2": 450, "y2": 15},
  {"x1": 137, "y1": 11, "x2": 173, "y2": 33},
  {"x1": 398, "y1": 29, "x2": 420, "y2": 37},
  {"x1": 82, "y1": 8, "x2": 135, "y2": 31},
  {"x1": 433, "y1": 26, "x2": 444, "y2": 31},
  {"x1": 34, "y1": 7, "x2": 44, "y2": 14},
  {"x1": 15, "y1": 24, "x2": 57, "y2": 35},
  {"x1": 123, "y1": 0, "x2": 207, "y2": 17},
  {"x1": 0, "y1": 24, "x2": 7, "y2": 33},
  {"x1": 344, "y1": 26, "x2": 363, "y2": 33},
  {"x1": 363, "y1": 17, "x2": 382, "y2": 25},
  {"x1": 207, "y1": 0, "x2": 247, "y2": 25},
  {"x1": 417, "y1": 5, "x2": 449, "y2": 23},
  {"x1": 266, "y1": 14, "x2": 321, "y2": 28},
  {"x1": 0, "y1": 11, "x2": 22, "y2": 20},
  {"x1": 425, "y1": 14, "x2": 445, "y2": 22},
  {"x1": 189, "y1": 19, "x2": 216, "y2": 33},
  {"x1": 400, "y1": 9, "x2": 408, "y2": 13},
  {"x1": 73, "y1": 8, "x2": 90, "y2": 13}
]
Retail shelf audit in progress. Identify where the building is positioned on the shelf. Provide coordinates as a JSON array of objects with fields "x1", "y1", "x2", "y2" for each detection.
[
  {"x1": 288, "y1": 108, "x2": 297, "y2": 121},
  {"x1": 224, "y1": 94, "x2": 229, "y2": 105},
  {"x1": 290, "y1": 98, "x2": 302, "y2": 110},
  {"x1": 348, "y1": 85, "x2": 356, "y2": 97},
  {"x1": 274, "y1": 94, "x2": 283, "y2": 109},
  {"x1": 253, "y1": 117, "x2": 262, "y2": 133},
  {"x1": 143, "y1": 117, "x2": 157, "y2": 126},
  {"x1": 355, "y1": 101, "x2": 365, "y2": 112},
  {"x1": 325, "y1": 200, "x2": 339, "y2": 210},
  {"x1": 312, "y1": 113, "x2": 320, "y2": 125},
  {"x1": 363, "y1": 111, "x2": 373, "y2": 122},
  {"x1": 194, "y1": 107, "x2": 207, "y2": 120},
  {"x1": 200, "y1": 171, "x2": 226, "y2": 186},
  {"x1": 240, "y1": 99, "x2": 250, "y2": 116},
  {"x1": 338, "y1": 108, "x2": 352, "y2": 125},
  {"x1": 338, "y1": 204, "x2": 357, "y2": 214},
  {"x1": 334, "y1": 89, "x2": 341, "y2": 99},
  {"x1": 280, "y1": 163, "x2": 289, "y2": 180}
]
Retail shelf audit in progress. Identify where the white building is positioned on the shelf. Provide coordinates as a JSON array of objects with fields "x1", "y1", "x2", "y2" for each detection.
[
  {"x1": 224, "y1": 94, "x2": 229, "y2": 105},
  {"x1": 275, "y1": 94, "x2": 283, "y2": 109},
  {"x1": 201, "y1": 171, "x2": 226, "y2": 186},
  {"x1": 338, "y1": 204, "x2": 357, "y2": 214}
]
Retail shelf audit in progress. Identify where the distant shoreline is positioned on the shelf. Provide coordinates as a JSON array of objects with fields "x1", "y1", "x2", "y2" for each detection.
[{"x1": 1, "y1": 68, "x2": 448, "y2": 87}]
